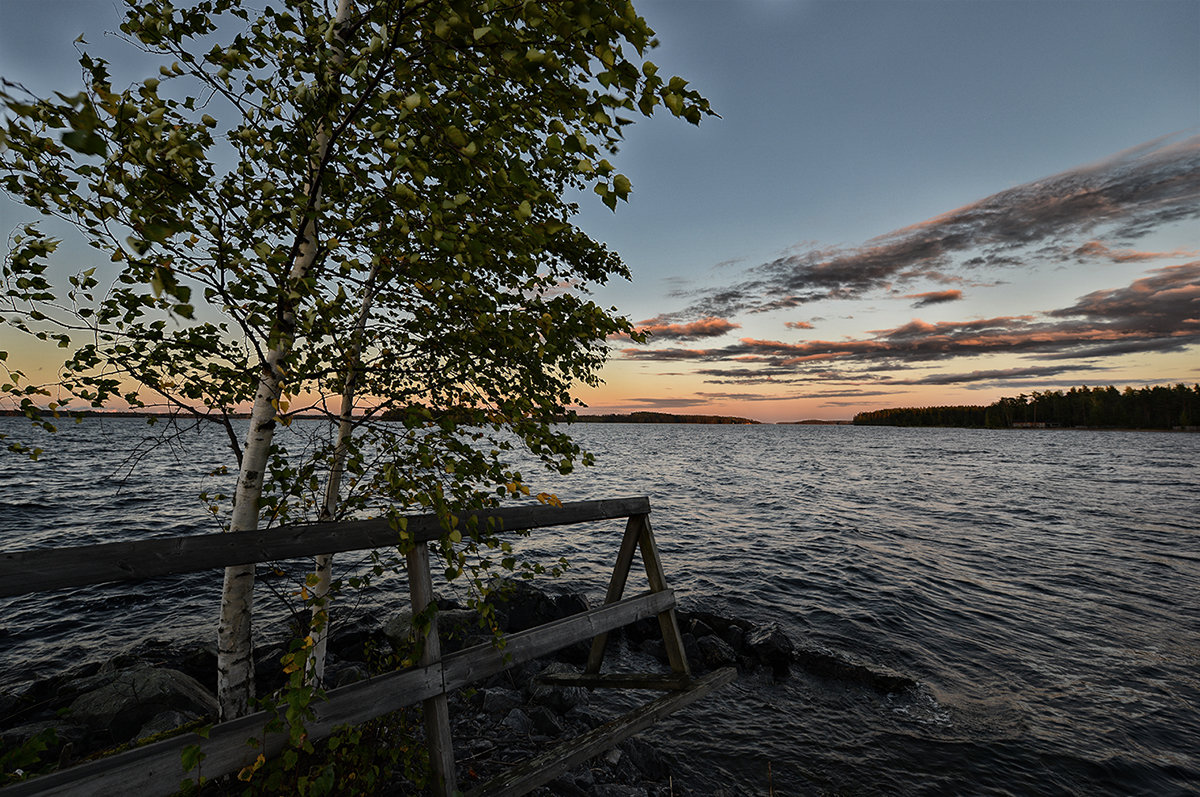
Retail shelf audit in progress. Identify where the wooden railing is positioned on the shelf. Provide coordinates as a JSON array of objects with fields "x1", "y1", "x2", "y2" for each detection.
[{"x1": 0, "y1": 497, "x2": 735, "y2": 796}]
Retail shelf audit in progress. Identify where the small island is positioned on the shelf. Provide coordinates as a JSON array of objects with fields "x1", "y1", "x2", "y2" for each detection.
[{"x1": 565, "y1": 411, "x2": 760, "y2": 425}]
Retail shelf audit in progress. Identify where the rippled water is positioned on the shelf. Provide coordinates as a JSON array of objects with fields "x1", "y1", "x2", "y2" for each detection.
[{"x1": 2, "y1": 418, "x2": 1198, "y2": 795}]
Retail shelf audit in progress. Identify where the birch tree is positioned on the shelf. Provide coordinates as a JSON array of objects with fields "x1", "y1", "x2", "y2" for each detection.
[{"x1": 0, "y1": 0, "x2": 711, "y2": 720}]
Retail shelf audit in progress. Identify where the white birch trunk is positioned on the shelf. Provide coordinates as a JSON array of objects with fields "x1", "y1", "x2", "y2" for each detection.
[
  {"x1": 217, "y1": 0, "x2": 354, "y2": 720},
  {"x1": 309, "y1": 260, "x2": 382, "y2": 686}
]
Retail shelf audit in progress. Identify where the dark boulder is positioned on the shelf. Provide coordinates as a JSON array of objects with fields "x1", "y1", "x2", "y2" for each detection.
[
  {"x1": 745, "y1": 623, "x2": 794, "y2": 675},
  {"x1": 66, "y1": 666, "x2": 217, "y2": 743},
  {"x1": 621, "y1": 737, "x2": 671, "y2": 780},
  {"x1": 697, "y1": 634, "x2": 738, "y2": 669},
  {"x1": 499, "y1": 707, "x2": 532, "y2": 735},
  {"x1": 493, "y1": 580, "x2": 557, "y2": 633},
  {"x1": 481, "y1": 687, "x2": 523, "y2": 716}
]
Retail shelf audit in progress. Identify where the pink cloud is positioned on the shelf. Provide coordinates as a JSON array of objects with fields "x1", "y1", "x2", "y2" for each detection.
[
  {"x1": 633, "y1": 316, "x2": 740, "y2": 341},
  {"x1": 1073, "y1": 240, "x2": 1199, "y2": 263}
]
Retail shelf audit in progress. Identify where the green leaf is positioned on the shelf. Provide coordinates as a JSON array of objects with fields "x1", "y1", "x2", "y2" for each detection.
[{"x1": 61, "y1": 130, "x2": 106, "y2": 156}]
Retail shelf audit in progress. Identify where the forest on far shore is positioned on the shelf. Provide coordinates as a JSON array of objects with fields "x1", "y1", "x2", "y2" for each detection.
[{"x1": 852, "y1": 384, "x2": 1200, "y2": 430}]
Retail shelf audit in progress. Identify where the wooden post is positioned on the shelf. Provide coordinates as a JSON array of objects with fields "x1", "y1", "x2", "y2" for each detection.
[
  {"x1": 636, "y1": 515, "x2": 691, "y2": 677},
  {"x1": 585, "y1": 514, "x2": 642, "y2": 674},
  {"x1": 406, "y1": 542, "x2": 457, "y2": 795}
]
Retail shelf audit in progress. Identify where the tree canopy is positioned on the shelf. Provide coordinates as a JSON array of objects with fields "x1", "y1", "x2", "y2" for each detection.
[
  {"x1": 852, "y1": 384, "x2": 1200, "y2": 429},
  {"x1": 1, "y1": 0, "x2": 712, "y2": 720}
]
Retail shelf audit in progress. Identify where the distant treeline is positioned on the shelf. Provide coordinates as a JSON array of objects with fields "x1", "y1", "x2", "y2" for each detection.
[
  {"x1": 565, "y1": 411, "x2": 760, "y2": 425},
  {"x1": 853, "y1": 384, "x2": 1200, "y2": 430}
]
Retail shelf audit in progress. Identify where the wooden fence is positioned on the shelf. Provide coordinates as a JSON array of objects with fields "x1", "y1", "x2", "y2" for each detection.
[{"x1": 0, "y1": 496, "x2": 734, "y2": 796}]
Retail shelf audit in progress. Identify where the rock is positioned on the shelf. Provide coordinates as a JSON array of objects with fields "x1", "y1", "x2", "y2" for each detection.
[
  {"x1": 640, "y1": 638, "x2": 668, "y2": 665},
  {"x1": 621, "y1": 737, "x2": 671, "y2": 780},
  {"x1": 469, "y1": 738, "x2": 495, "y2": 756},
  {"x1": 593, "y1": 785, "x2": 647, "y2": 797},
  {"x1": 745, "y1": 623, "x2": 794, "y2": 674},
  {"x1": 529, "y1": 705, "x2": 563, "y2": 737},
  {"x1": 481, "y1": 687, "x2": 523, "y2": 716},
  {"x1": 553, "y1": 592, "x2": 589, "y2": 619},
  {"x1": 599, "y1": 747, "x2": 644, "y2": 784},
  {"x1": 529, "y1": 663, "x2": 588, "y2": 713},
  {"x1": 720, "y1": 624, "x2": 747, "y2": 654},
  {"x1": 500, "y1": 708, "x2": 532, "y2": 735},
  {"x1": 135, "y1": 709, "x2": 197, "y2": 741},
  {"x1": 493, "y1": 580, "x2": 557, "y2": 632},
  {"x1": 697, "y1": 634, "x2": 738, "y2": 669},
  {"x1": 382, "y1": 608, "x2": 415, "y2": 647},
  {"x1": 682, "y1": 633, "x2": 702, "y2": 670},
  {"x1": 545, "y1": 765, "x2": 595, "y2": 796},
  {"x1": 792, "y1": 646, "x2": 916, "y2": 693},
  {"x1": 565, "y1": 705, "x2": 606, "y2": 730},
  {"x1": 0, "y1": 720, "x2": 81, "y2": 762},
  {"x1": 625, "y1": 616, "x2": 659, "y2": 644},
  {"x1": 438, "y1": 609, "x2": 484, "y2": 652},
  {"x1": 67, "y1": 667, "x2": 218, "y2": 742},
  {"x1": 327, "y1": 613, "x2": 383, "y2": 662},
  {"x1": 330, "y1": 662, "x2": 369, "y2": 688},
  {"x1": 174, "y1": 642, "x2": 218, "y2": 692}
]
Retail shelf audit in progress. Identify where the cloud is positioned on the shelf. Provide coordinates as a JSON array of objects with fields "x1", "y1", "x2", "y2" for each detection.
[
  {"x1": 902, "y1": 289, "x2": 963, "y2": 307},
  {"x1": 880, "y1": 364, "x2": 1104, "y2": 385},
  {"x1": 785, "y1": 320, "x2": 815, "y2": 329},
  {"x1": 673, "y1": 133, "x2": 1200, "y2": 318},
  {"x1": 620, "y1": 261, "x2": 1200, "y2": 376},
  {"x1": 624, "y1": 396, "x2": 708, "y2": 408},
  {"x1": 1072, "y1": 240, "x2": 1199, "y2": 263},
  {"x1": 629, "y1": 316, "x2": 741, "y2": 341}
]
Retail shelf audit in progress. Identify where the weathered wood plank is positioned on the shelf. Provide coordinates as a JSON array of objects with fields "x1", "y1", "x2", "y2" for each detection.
[
  {"x1": 585, "y1": 513, "x2": 644, "y2": 674},
  {"x1": 637, "y1": 515, "x2": 691, "y2": 677},
  {"x1": 408, "y1": 543, "x2": 457, "y2": 796},
  {"x1": 0, "y1": 497, "x2": 651, "y2": 598},
  {"x1": 535, "y1": 672, "x2": 692, "y2": 691},
  {"x1": 0, "y1": 590, "x2": 674, "y2": 796},
  {"x1": 467, "y1": 667, "x2": 737, "y2": 797}
]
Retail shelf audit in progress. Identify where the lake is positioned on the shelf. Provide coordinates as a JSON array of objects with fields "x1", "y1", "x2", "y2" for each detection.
[{"x1": 1, "y1": 418, "x2": 1197, "y2": 794}]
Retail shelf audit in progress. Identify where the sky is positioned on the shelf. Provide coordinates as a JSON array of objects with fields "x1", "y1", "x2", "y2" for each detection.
[{"x1": 1, "y1": 0, "x2": 1198, "y2": 422}]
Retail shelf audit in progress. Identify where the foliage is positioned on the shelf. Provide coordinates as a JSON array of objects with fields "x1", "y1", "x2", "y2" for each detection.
[
  {"x1": 0, "y1": 0, "x2": 711, "y2": 779},
  {"x1": 0, "y1": 727, "x2": 59, "y2": 785},
  {"x1": 230, "y1": 629, "x2": 429, "y2": 796},
  {"x1": 1, "y1": 0, "x2": 710, "y2": 511},
  {"x1": 852, "y1": 384, "x2": 1200, "y2": 429}
]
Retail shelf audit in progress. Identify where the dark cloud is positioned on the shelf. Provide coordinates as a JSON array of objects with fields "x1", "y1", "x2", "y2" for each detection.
[
  {"x1": 624, "y1": 396, "x2": 708, "y2": 408},
  {"x1": 785, "y1": 320, "x2": 815, "y2": 330},
  {"x1": 620, "y1": 261, "x2": 1200, "y2": 377},
  {"x1": 881, "y1": 364, "x2": 1104, "y2": 385},
  {"x1": 903, "y1": 289, "x2": 963, "y2": 307},
  {"x1": 673, "y1": 134, "x2": 1200, "y2": 317}
]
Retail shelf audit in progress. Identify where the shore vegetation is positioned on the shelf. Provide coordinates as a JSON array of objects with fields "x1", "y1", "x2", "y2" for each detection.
[{"x1": 852, "y1": 384, "x2": 1200, "y2": 430}]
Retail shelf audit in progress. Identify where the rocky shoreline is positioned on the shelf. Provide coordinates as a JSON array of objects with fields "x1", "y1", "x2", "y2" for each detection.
[{"x1": 0, "y1": 581, "x2": 840, "y2": 794}]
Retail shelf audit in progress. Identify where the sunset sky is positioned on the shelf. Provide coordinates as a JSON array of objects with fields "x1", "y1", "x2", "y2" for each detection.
[{"x1": 2, "y1": 0, "x2": 1198, "y2": 422}]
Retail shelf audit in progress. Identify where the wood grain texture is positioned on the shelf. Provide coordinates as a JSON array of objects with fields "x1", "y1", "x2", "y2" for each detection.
[{"x1": 0, "y1": 497, "x2": 651, "y2": 597}]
